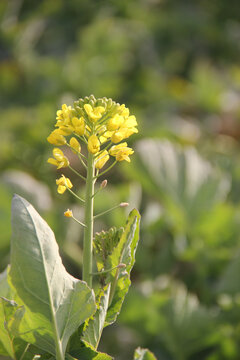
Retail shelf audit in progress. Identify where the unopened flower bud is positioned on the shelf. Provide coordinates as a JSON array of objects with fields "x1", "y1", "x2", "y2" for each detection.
[
  {"x1": 118, "y1": 263, "x2": 126, "y2": 269},
  {"x1": 100, "y1": 180, "x2": 108, "y2": 189},
  {"x1": 120, "y1": 202, "x2": 129, "y2": 207}
]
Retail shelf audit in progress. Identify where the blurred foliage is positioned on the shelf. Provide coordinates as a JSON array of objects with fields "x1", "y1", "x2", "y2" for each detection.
[{"x1": 1, "y1": 0, "x2": 240, "y2": 359}]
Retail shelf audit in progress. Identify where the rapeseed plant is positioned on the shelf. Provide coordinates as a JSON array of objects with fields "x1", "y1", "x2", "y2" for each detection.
[{"x1": 47, "y1": 95, "x2": 138, "y2": 287}]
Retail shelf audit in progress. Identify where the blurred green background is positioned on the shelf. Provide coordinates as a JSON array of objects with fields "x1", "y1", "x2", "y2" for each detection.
[{"x1": 1, "y1": 0, "x2": 240, "y2": 359}]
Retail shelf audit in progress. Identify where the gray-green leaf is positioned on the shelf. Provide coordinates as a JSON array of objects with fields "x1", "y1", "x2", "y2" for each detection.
[{"x1": 9, "y1": 195, "x2": 96, "y2": 358}]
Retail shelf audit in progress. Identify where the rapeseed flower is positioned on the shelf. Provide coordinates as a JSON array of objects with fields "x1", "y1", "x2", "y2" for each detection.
[
  {"x1": 56, "y1": 104, "x2": 73, "y2": 127},
  {"x1": 64, "y1": 209, "x2": 73, "y2": 217},
  {"x1": 107, "y1": 114, "x2": 124, "y2": 131},
  {"x1": 72, "y1": 117, "x2": 85, "y2": 136},
  {"x1": 88, "y1": 135, "x2": 100, "y2": 154},
  {"x1": 47, "y1": 129, "x2": 66, "y2": 146},
  {"x1": 47, "y1": 148, "x2": 69, "y2": 169},
  {"x1": 56, "y1": 175, "x2": 73, "y2": 194},
  {"x1": 109, "y1": 143, "x2": 134, "y2": 162}
]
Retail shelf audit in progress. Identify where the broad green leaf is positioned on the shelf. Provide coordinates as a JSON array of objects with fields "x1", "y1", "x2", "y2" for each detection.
[
  {"x1": 0, "y1": 268, "x2": 11, "y2": 356},
  {"x1": 68, "y1": 340, "x2": 112, "y2": 360},
  {"x1": 0, "y1": 269, "x2": 53, "y2": 360},
  {"x1": 134, "y1": 347, "x2": 157, "y2": 360},
  {"x1": 81, "y1": 286, "x2": 110, "y2": 349},
  {"x1": 0, "y1": 273, "x2": 66, "y2": 360},
  {"x1": 21, "y1": 345, "x2": 55, "y2": 360},
  {"x1": 1, "y1": 298, "x2": 25, "y2": 336},
  {"x1": 9, "y1": 195, "x2": 96, "y2": 357},
  {"x1": 105, "y1": 209, "x2": 140, "y2": 325},
  {"x1": 0, "y1": 297, "x2": 30, "y2": 359},
  {"x1": 0, "y1": 268, "x2": 28, "y2": 358}
]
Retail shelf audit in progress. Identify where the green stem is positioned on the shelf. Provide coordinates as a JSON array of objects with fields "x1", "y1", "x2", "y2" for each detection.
[
  {"x1": 56, "y1": 346, "x2": 64, "y2": 360},
  {"x1": 83, "y1": 152, "x2": 95, "y2": 287},
  {"x1": 91, "y1": 264, "x2": 126, "y2": 276},
  {"x1": 72, "y1": 215, "x2": 86, "y2": 228},
  {"x1": 19, "y1": 343, "x2": 30, "y2": 360},
  {"x1": 77, "y1": 153, "x2": 87, "y2": 169},
  {"x1": 94, "y1": 203, "x2": 121, "y2": 219},
  {"x1": 69, "y1": 165, "x2": 86, "y2": 181},
  {"x1": 67, "y1": 187, "x2": 85, "y2": 203}
]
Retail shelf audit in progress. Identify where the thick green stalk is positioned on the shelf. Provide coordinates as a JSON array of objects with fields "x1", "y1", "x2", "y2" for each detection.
[
  {"x1": 83, "y1": 152, "x2": 95, "y2": 287},
  {"x1": 56, "y1": 343, "x2": 64, "y2": 360}
]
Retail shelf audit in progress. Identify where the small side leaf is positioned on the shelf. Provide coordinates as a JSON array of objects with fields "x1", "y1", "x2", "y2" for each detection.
[
  {"x1": 105, "y1": 209, "x2": 141, "y2": 325},
  {"x1": 81, "y1": 285, "x2": 110, "y2": 349},
  {"x1": 84, "y1": 209, "x2": 140, "y2": 351},
  {"x1": 94, "y1": 227, "x2": 124, "y2": 276},
  {"x1": 134, "y1": 347, "x2": 157, "y2": 360}
]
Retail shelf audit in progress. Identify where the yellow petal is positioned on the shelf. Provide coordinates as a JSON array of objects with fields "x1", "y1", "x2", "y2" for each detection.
[
  {"x1": 47, "y1": 158, "x2": 58, "y2": 166},
  {"x1": 70, "y1": 137, "x2": 81, "y2": 153},
  {"x1": 53, "y1": 148, "x2": 64, "y2": 159},
  {"x1": 47, "y1": 130, "x2": 66, "y2": 146},
  {"x1": 57, "y1": 185, "x2": 66, "y2": 194},
  {"x1": 65, "y1": 178, "x2": 73, "y2": 189},
  {"x1": 109, "y1": 142, "x2": 128, "y2": 156},
  {"x1": 124, "y1": 115, "x2": 137, "y2": 127},
  {"x1": 88, "y1": 135, "x2": 100, "y2": 154},
  {"x1": 107, "y1": 114, "x2": 124, "y2": 131},
  {"x1": 95, "y1": 150, "x2": 109, "y2": 169},
  {"x1": 111, "y1": 131, "x2": 124, "y2": 143},
  {"x1": 56, "y1": 175, "x2": 73, "y2": 188}
]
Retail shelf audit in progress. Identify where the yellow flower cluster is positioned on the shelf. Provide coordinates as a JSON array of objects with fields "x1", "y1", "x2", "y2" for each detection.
[{"x1": 47, "y1": 96, "x2": 138, "y2": 193}]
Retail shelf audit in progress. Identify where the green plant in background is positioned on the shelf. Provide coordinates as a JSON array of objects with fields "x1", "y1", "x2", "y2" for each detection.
[{"x1": 0, "y1": 96, "x2": 156, "y2": 360}]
